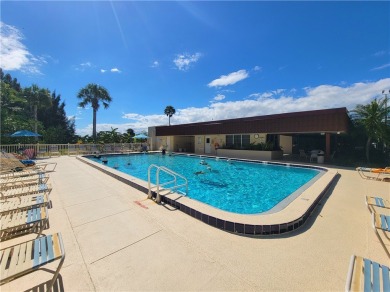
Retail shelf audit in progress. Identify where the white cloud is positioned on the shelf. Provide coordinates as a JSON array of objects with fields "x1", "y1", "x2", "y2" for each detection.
[
  {"x1": 173, "y1": 52, "x2": 201, "y2": 71},
  {"x1": 101, "y1": 68, "x2": 121, "y2": 73},
  {"x1": 208, "y1": 69, "x2": 249, "y2": 88},
  {"x1": 253, "y1": 66, "x2": 262, "y2": 71},
  {"x1": 370, "y1": 63, "x2": 390, "y2": 71},
  {"x1": 75, "y1": 78, "x2": 390, "y2": 136},
  {"x1": 373, "y1": 50, "x2": 387, "y2": 57},
  {"x1": 0, "y1": 22, "x2": 45, "y2": 73},
  {"x1": 151, "y1": 61, "x2": 159, "y2": 68},
  {"x1": 212, "y1": 94, "x2": 226, "y2": 102},
  {"x1": 75, "y1": 62, "x2": 94, "y2": 72}
]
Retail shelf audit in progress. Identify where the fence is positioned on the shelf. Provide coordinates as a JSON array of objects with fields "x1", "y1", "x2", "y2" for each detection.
[{"x1": 0, "y1": 143, "x2": 145, "y2": 158}]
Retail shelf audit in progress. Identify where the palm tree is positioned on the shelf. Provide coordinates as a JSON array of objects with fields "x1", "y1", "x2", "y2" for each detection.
[
  {"x1": 24, "y1": 84, "x2": 51, "y2": 139},
  {"x1": 77, "y1": 83, "x2": 112, "y2": 141},
  {"x1": 351, "y1": 97, "x2": 389, "y2": 162},
  {"x1": 164, "y1": 105, "x2": 176, "y2": 126}
]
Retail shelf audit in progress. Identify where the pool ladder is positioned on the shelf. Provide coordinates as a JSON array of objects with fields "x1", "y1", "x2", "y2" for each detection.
[{"x1": 147, "y1": 164, "x2": 188, "y2": 203}]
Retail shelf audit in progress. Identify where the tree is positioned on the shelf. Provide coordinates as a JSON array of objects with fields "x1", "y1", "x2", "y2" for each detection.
[
  {"x1": 24, "y1": 84, "x2": 52, "y2": 138},
  {"x1": 39, "y1": 91, "x2": 76, "y2": 143},
  {"x1": 351, "y1": 97, "x2": 389, "y2": 163},
  {"x1": 77, "y1": 83, "x2": 112, "y2": 141},
  {"x1": 164, "y1": 105, "x2": 176, "y2": 126}
]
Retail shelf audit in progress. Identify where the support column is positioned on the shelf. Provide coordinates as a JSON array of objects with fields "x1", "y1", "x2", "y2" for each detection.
[{"x1": 325, "y1": 133, "x2": 331, "y2": 160}]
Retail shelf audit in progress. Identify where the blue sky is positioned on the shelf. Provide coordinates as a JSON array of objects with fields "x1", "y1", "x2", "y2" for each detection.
[{"x1": 1, "y1": 1, "x2": 389, "y2": 136}]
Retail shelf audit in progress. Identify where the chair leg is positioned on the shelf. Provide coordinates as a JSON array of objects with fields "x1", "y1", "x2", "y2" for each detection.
[{"x1": 47, "y1": 255, "x2": 66, "y2": 292}]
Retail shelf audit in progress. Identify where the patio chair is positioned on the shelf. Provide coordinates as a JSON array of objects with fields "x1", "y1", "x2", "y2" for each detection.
[
  {"x1": 299, "y1": 149, "x2": 308, "y2": 160},
  {"x1": 0, "y1": 232, "x2": 65, "y2": 292},
  {"x1": 0, "y1": 205, "x2": 49, "y2": 241},
  {"x1": 365, "y1": 196, "x2": 390, "y2": 213},
  {"x1": 1, "y1": 183, "x2": 52, "y2": 200},
  {"x1": 310, "y1": 150, "x2": 323, "y2": 162},
  {"x1": 345, "y1": 255, "x2": 390, "y2": 292},
  {"x1": 49, "y1": 145, "x2": 60, "y2": 157},
  {"x1": 0, "y1": 193, "x2": 50, "y2": 214},
  {"x1": 372, "y1": 211, "x2": 390, "y2": 257}
]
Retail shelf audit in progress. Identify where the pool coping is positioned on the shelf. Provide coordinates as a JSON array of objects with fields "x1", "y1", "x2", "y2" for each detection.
[{"x1": 77, "y1": 153, "x2": 339, "y2": 235}]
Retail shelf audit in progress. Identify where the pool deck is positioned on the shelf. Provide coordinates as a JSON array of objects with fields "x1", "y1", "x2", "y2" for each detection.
[{"x1": 2, "y1": 155, "x2": 389, "y2": 291}]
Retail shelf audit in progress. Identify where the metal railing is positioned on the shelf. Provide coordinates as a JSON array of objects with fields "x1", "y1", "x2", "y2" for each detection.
[
  {"x1": 147, "y1": 164, "x2": 188, "y2": 203},
  {"x1": 0, "y1": 143, "x2": 145, "y2": 158}
]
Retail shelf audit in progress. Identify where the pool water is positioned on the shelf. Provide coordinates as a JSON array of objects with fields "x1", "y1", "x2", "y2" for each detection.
[{"x1": 88, "y1": 154, "x2": 321, "y2": 214}]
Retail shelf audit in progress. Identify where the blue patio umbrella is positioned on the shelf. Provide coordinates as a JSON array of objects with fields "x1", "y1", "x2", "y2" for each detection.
[
  {"x1": 11, "y1": 130, "x2": 42, "y2": 137},
  {"x1": 133, "y1": 133, "x2": 148, "y2": 139}
]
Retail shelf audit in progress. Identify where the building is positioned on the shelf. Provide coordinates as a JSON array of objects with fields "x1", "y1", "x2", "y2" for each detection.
[{"x1": 148, "y1": 107, "x2": 350, "y2": 161}]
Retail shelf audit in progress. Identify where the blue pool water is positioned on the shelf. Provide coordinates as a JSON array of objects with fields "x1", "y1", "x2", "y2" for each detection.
[{"x1": 88, "y1": 154, "x2": 322, "y2": 214}]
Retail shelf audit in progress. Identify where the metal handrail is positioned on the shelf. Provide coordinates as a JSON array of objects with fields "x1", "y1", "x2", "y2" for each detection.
[{"x1": 147, "y1": 164, "x2": 188, "y2": 203}]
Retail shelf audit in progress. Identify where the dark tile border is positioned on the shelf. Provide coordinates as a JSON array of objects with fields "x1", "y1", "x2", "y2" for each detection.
[{"x1": 77, "y1": 154, "x2": 337, "y2": 236}]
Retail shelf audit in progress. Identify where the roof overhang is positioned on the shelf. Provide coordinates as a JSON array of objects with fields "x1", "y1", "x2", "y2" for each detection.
[{"x1": 153, "y1": 107, "x2": 350, "y2": 136}]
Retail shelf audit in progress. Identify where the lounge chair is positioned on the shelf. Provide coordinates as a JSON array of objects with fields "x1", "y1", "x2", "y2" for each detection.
[
  {"x1": 365, "y1": 196, "x2": 390, "y2": 213},
  {"x1": 1, "y1": 172, "x2": 49, "y2": 188},
  {"x1": 0, "y1": 232, "x2": 65, "y2": 292},
  {"x1": 345, "y1": 255, "x2": 390, "y2": 291},
  {"x1": 356, "y1": 167, "x2": 390, "y2": 181},
  {"x1": 372, "y1": 211, "x2": 390, "y2": 257},
  {"x1": 0, "y1": 206, "x2": 49, "y2": 241},
  {"x1": 0, "y1": 193, "x2": 50, "y2": 214},
  {"x1": 0, "y1": 183, "x2": 52, "y2": 200}
]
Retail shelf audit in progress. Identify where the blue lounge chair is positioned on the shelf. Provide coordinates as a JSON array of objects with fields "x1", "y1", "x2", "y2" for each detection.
[
  {"x1": 366, "y1": 196, "x2": 390, "y2": 213},
  {"x1": 372, "y1": 211, "x2": 390, "y2": 257},
  {"x1": 0, "y1": 233, "x2": 65, "y2": 292},
  {"x1": 345, "y1": 255, "x2": 390, "y2": 291}
]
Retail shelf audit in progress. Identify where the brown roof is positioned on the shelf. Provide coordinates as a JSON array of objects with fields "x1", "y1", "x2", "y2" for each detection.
[{"x1": 154, "y1": 107, "x2": 349, "y2": 136}]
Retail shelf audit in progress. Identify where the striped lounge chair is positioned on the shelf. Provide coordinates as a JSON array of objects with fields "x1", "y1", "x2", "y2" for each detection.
[
  {"x1": 0, "y1": 183, "x2": 52, "y2": 199},
  {"x1": 365, "y1": 196, "x2": 390, "y2": 213},
  {"x1": 0, "y1": 193, "x2": 50, "y2": 214},
  {"x1": 0, "y1": 233, "x2": 65, "y2": 292},
  {"x1": 345, "y1": 255, "x2": 390, "y2": 291},
  {"x1": 372, "y1": 211, "x2": 390, "y2": 257},
  {"x1": 0, "y1": 206, "x2": 49, "y2": 241},
  {"x1": 1, "y1": 172, "x2": 49, "y2": 188}
]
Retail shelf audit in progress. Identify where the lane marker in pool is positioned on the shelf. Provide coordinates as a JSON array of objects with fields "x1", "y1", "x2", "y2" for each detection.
[{"x1": 134, "y1": 200, "x2": 149, "y2": 209}]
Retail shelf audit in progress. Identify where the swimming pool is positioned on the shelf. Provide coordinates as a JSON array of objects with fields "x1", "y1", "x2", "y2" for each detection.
[{"x1": 88, "y1": 153, "x2": 323, "y2": 214}]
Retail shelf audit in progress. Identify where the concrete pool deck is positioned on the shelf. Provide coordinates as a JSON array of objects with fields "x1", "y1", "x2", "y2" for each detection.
[{"x1": 1, "y1": 156, "x2": 389, "y2": 291}]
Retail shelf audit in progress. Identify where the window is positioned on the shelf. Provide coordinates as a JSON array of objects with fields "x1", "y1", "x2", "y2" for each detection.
[{"x1": 226, "y1": 134, "x2": 250, "y2": 149}]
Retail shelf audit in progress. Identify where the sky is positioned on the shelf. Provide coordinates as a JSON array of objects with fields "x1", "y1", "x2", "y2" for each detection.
[{"x1": 1, "y1": 1, "x2": 390, "y2": 136}]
